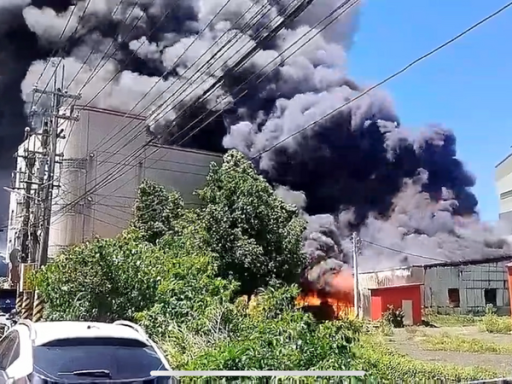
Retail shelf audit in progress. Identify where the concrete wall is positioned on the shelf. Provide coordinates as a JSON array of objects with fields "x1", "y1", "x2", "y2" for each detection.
[
  {"x1": 7, "y1": 106, "x2": 222, "y2": 258},
  {"x1": 496, "y1": 153, "x2": 512, "y2": 227},
  {"x1": 48, "y1": 106, "x2": 222, "y2": 256}
]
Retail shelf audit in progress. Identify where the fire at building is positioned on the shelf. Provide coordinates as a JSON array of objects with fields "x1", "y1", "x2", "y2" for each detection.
[{"x1": 296, "y1": 262, "x2": 355, "y2": 320}]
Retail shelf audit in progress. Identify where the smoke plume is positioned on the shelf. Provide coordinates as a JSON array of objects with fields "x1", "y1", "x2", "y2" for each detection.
[{"x1": 0, "y1": 0, "x2": 509, "y2": 285}]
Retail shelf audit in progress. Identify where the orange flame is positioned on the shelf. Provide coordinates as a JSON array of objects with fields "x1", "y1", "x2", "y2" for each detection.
[{"x1": 296, "y1": 270, "x2": 355, "y2": 319}]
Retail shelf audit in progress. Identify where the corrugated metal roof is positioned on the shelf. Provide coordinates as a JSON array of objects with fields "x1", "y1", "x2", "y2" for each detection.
[
  {"x1": 359, "y1": 249, "x2": 512, "y2": 274},
  {"x1": 368, "y1": 282, "x2": 424, "y2": 291}
]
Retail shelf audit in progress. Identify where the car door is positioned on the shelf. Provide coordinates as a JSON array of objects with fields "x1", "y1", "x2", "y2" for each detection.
[{"x1": 0, "y1": 330, "x2": 21, "y2": 384}]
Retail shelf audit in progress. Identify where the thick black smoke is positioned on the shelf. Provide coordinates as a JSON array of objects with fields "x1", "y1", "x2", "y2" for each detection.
[{"x1": 0, "y1": 0, "x2": 509, "y2": 279}]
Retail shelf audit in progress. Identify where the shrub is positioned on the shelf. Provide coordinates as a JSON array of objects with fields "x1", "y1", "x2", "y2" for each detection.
[
  {"x1": 479, "y1": 305, "x2": 512, "y2": 334},
  {"x1": 382, "y1": 305, "x2": 405, "y2": 328},
  {"x1": 180, "y1": 285, "x2": 363, "y2": 374},
  {"x1": 136, "y1": 235, "x2": 239, "y2": 341},
  {"x1": 35, "y1": 231, "x2": 163, "y2": 322}
]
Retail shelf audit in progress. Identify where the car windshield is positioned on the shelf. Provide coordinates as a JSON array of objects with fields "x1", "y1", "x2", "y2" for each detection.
[{"x1": 31, "y1": 337, "x2": 167, "y2": 383}]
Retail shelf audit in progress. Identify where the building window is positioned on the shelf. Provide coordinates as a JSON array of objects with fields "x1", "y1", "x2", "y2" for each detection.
[
  {"x1": 484, "y1": 288, "x2": 497, "y2": 307},
  {"x1": 500, "y1": 190, "x2": 512, "y2": 200},
  {"x1": 447, "y1": 288, "x2": 460, "y2": 308}
]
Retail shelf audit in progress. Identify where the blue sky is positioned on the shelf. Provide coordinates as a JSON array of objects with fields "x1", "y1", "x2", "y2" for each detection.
[{"x1": 347, "y1": 0, "x2": 512, "y2": 222}]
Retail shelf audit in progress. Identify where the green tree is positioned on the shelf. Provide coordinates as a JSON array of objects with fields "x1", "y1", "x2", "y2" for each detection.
[
  {"x1": 197, "y1": 150, "x2": 307, "y2": 295},
  {"x1": 131, "y1": 179, "x2": 184, "y2": 244},
  {"x1": 35, "y1": 231, "x2": 163, "y2": 322}
]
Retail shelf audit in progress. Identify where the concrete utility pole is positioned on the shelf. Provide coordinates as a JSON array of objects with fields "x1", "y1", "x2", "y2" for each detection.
[
  {"x1": 352, "y1": 231, "x2": 362, "y2": 318},
  {"x1": 18, "y1": 150, "x2": 36, "y2": 263},
  {"x1": 33, "y1": 64, "x2": 80, "y2": 268}
]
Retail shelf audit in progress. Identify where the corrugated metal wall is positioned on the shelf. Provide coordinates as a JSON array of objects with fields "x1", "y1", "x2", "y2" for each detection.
[
  {"x1": 358, "y1": 267, "x2": 424, "y2": 318},
  {"x1": 424, "y1": 262, "x2": 510, "y2": 315},
  {"x1": 359, "y1": 261, "x2": 511, "y2": 318}
]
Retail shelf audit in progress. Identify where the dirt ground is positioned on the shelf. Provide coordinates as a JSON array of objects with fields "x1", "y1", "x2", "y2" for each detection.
[{"x1": 387, "y1": 326, "x2": 512, "y2": 376}]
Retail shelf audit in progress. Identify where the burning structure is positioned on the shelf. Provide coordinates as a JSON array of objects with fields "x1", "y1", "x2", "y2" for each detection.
[
  {"x1": 0, "y1": 0, "x2": 511, "y2": 304},
  {"x1": 296, "y1": 263, "x2": 355, "y2": 319}
]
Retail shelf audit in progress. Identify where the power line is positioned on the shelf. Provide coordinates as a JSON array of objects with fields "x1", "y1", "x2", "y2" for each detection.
[
  {"x1": 34, "y1": 1, "x2": 159, "y2": 205},
  {"x1": 72, "y1": 1, "x2": 144, "y2": 96},
  {"x1": 361, "y1": 239, "x2": 449, "y2": 263},
  {"x1": 250, "y1": 0, "x2": 512, "y2": 160},
  {"x1": 47, "y1": 0, "x2": 261, "y2": 200},
  {"x1": 174, "y1": 0, "x2": 359, "y2": 147},
  {"x1": 82, "y1": 0, "x2": 356, "y2": 206},
  {"x1": 49, "y1": 0, "x2": 312, "y2": 219},
  {"x1": 80, "y1": 0, "x2": 512, "y2": 236},
  {"x1": 79, "y1": 0, "x2": 280, "y2": 157},
  {"x1": 64, "y1": 0, "x2": 135, "y2": 92},
  {"x1": 78, "y1": 0, "x2": 360, "y2": 217},
  {"x1": 48, "y1": 0, "x2": 355, "y2": 228},
  {"x1": 31, "y1": 1, "x2": 82, "y2": 89},
  {"x1": 31, "y1": 0, "x2": 95, "y2": 109}
]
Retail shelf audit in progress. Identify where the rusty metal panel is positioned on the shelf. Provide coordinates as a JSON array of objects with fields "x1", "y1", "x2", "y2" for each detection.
[{"x1": 424, "y1": 262, "x2": 510, "y2": 315}]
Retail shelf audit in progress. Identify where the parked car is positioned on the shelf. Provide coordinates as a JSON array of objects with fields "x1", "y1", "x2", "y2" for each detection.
[
  {"x1": 0, "y1": 289, "x2": 16, "y2": 315},
  {"x1": 0, "y1": 320, "x2": 176, "y2": 383}
]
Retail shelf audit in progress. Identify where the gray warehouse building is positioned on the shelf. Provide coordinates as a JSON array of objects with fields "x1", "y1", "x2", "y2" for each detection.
[{"x1": 496, "y1": 153, "x2": 512, "y2": 226}]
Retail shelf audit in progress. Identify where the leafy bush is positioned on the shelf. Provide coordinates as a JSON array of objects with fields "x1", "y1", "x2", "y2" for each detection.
[
  {"x1": 197, "y1": 150, "x2": 307, "y2": 295},
  {"x1": 178, "y1": 285, "x2": 362, "y2": 374},
  {"x1": 382, "y1": 305, "x2": 405, "y2": 328},
  {"x1": 135, "y1": 235, "x2": 239, "y2": 341},
  {"x1": 35, "y1": 231, "x2": 163, "y2": 321},
  {"x1": 479, "y1": 305, "x2": 512, "y2": 334}
]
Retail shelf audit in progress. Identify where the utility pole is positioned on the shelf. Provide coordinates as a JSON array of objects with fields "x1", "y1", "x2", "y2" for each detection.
[
  {"x1": 29, "y1": 124, "x2": 49, "y2": 264},
  {"x1": 32, "y1": 62, "x2": 80, "y2": 268},
  {"x1": 352, "y1": 231, "x2": 362, "y2": 318},
  {"x1": 19, "y1": 149, "x2": 36, "y2": 263}
]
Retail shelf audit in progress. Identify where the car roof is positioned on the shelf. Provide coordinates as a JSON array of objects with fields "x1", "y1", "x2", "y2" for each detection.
[{"x1": 18, "y1": 321, "x2": 149, "y2": 347}]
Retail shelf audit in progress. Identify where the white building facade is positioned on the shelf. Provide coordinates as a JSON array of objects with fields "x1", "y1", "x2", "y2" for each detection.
[
  {"x1": 8, "y1": 106, "x2": 222, "y2": 258},
  {"x1": 496, "y1": 153, "x2": 512, "y2": 227},
  {"x1": 358, "y1": 258, "x2": 512, "y2": 317}
]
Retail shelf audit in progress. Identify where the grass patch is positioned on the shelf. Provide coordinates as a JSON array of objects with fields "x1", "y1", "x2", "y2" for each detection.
[
  {"x1": 418, "y1": 332, "x2": 512, "y2": 354},
  {"x1": 423, "y1": 313, "x2": 481, "y2": 327},
  {"x1": 423, "y1": 308, "x2": 512, "y2": 334},
  {"x1": 479, "y1": 312, "x2": 512, "y2": 334},
  {"x1": 355, "y1": 333, "x2": 500, "y2": 382}
]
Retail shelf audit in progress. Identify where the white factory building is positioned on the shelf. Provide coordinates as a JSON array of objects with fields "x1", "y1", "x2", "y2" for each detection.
[
  {"x1": 7, "y1": 105, "x2": 222, "y2": 258},
  {"x1": 496, "y1": 153, "x2": 512, "y2": 227},
  {"x1": 358, "y1": 255, "x2": 512, "y2": 317}
]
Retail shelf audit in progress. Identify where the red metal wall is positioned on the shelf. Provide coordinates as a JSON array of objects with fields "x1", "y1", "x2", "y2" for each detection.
[{"x1": 370, "y1": 284, "x2": 423, "y2": 325}]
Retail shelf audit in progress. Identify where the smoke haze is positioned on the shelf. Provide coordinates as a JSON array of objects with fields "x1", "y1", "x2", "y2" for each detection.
[{"x1": 0, "y1": 0, "x2": 509, "y2": 283}]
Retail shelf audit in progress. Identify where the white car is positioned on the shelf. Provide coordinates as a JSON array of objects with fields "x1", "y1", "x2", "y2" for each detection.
[{"x1": 0, "y1": 320, "x2": 176, "y2": 383}]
